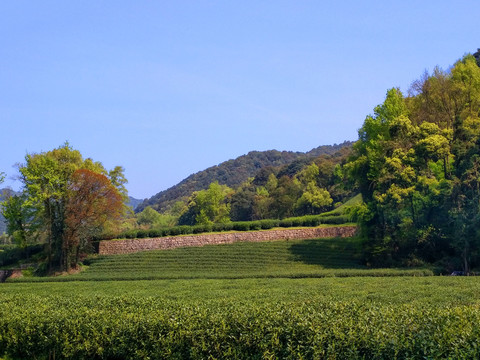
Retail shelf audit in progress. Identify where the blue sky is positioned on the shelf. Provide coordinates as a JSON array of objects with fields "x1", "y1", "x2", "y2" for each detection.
[{"x1": 1, "y1": 1, "x2": 478, "y2": 199}]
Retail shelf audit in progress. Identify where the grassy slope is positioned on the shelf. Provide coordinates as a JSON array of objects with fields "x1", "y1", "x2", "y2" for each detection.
[{"x1": 320, "y1": 193, "x2": 363, "y2": 216}]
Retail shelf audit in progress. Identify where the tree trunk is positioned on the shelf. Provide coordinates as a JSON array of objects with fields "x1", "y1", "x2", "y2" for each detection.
[{"x1": 463, "y1": 238, "x2": 469, "y2": 275}]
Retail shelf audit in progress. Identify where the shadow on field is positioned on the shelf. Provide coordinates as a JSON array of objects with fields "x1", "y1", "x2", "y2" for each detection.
[{"x1": 288, "y1": 237, "x2": 363, "y2": 269}]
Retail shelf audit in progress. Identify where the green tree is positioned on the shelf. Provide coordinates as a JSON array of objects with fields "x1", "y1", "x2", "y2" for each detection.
[
  {"x1": 347, "y1": 53, "x2": 480, "y2": 270},
  {"x1": 268, "y1": 176, "x2": 302, "y2": 219},
  {"x1": 1, "y1": 194, "x2": 39, "y2": 247},
  {"x1": 13, "y1": 143, "x2": 126, "y2": 272},
  {"x1": 296, "y1": 181, "x2": 333, "y2": 215},
  {"x1": 137, "y1": 206, "x2": 162, "y2": 227},
  {"x1": 108, "y1": 166, "x2": 129, "y2": 201},
  {"x1": 230, "y1": 179, "x2": 256, "y2": 221},
  {"x1": 179, "y1": 182, "x2": 233, "y2": 225}
]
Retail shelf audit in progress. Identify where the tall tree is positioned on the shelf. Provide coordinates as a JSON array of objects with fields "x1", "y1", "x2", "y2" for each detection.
[
  {"x1": 12, "y1": 143, "x2": 126, "y2": 272},
  {"x1": 63, "y1": 169, "x2": 123, "y2": 270}
]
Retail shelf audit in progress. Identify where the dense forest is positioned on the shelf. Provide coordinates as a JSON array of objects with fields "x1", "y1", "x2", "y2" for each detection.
[
  {"x1": 348, "y1": 52, "x2": 480, "y2": 272},
  {"x1": 2, "y1": 50, "x2": 480, "y2": 274}
]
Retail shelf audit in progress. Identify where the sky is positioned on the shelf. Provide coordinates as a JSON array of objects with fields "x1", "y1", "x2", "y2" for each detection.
[{"x1": 0, "y1": 1, "x2": 479, "y2": 199}]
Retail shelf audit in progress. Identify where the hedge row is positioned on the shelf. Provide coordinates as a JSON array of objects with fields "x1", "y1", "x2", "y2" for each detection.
[{"x1": 99, "y1": 215, "x2": 351, "y2": 241}]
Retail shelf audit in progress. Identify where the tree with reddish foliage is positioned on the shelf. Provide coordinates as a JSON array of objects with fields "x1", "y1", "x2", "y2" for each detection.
[{"x1": 64, "y1": 169, "x2": 123, "y2": 270}]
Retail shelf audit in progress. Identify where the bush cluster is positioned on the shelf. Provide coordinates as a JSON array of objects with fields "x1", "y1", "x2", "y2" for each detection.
[
  {"x1": 102, "y1": 215, "x2": 351, "y2": 240},
  {"x1": 0, "y1": 244, "x2": 44, "y2": 267}
]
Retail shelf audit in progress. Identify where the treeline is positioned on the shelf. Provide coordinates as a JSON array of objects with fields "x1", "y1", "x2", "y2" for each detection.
[
  {"x1": 104, "y1": 214, "x2": 350, "y2": 241},
  {"x1": 347, "y1": 53, "x2": 480, "y2": 272}
]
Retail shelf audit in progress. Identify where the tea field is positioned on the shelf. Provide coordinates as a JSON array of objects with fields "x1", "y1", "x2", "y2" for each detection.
[
  {"x1": 11, "y1": 236, "x2": 433, "y2": 282},
  {"x1": 2, "y1": 277, "x2": 480, "y2": 359},
  {"x1": 1, "y1": 237, "x2": 479, "y2": 359}
]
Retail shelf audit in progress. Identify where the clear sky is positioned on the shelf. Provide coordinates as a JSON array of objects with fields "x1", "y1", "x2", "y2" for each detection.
[{"x1": 1, "y1": 1, "x2": 478, "y2": 199}]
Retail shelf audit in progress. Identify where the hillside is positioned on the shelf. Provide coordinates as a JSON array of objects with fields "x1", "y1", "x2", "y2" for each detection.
[
  {"x1": 127, "y1": 196, "x2": 143, "y2": 211},
  {"x1": 138, "y1": 141, "x2": 353, "y2": 213}
]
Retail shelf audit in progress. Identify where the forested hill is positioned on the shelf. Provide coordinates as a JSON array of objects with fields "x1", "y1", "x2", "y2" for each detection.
[
  {"x1": 127, "y1": 196, "x2": 143, "y2": 211},
  {"x1": 137, "y1": 141, "x2": 353, "y2": 213}
]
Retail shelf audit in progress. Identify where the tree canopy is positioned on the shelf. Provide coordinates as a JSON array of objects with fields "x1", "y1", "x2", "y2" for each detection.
[
  {"x1": 347, "y1": 54, "x2": 480, "y2": 272},
  {"x1": 1, "y1": 143, "x2": 126, "y2": 272}
]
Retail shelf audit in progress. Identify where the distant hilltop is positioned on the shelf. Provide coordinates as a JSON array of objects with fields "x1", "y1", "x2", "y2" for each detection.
[{"x1": 137, "y1": 141, "x2": 353, "y2": 213}]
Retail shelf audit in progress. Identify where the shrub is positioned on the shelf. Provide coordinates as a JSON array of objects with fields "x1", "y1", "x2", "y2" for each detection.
[
  {"x1": 0, "y1": 244, "x2": 45, "y2": 267},
  {"x1": 279, "y1": 219, "x2": 293, "y2": 228},
  {"x1": 193, "y1": 225, "x2": 213, "y2": 234},
  {"x1": 148, "y1": 229, "x2": 163, "y2": 238},
  {"x1": 232, "y1": 222, "x2": 250, "y2": 231},
  {"x1": 136, "y1": 229, "x2": 149, "y2": 239},
  {"x1": 253, "y1": 222, "x2": 262, "y2": 230},
  {"x1": 124, "y1": 230, "x2": 138, "y2": 239}
]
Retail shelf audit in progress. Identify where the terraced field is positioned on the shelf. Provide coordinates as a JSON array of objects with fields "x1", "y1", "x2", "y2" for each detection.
[
  {"x1": 12, "y1": 236, "x2": 433, "y2": 282},
  {"x1": 1, "y1": 236, "x2": 475, "y2": 359}
]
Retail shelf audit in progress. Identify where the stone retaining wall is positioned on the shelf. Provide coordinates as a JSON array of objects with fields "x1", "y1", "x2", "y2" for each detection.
[{"x1": 99, "y1": 226, "x2": 357, "y2": 255}]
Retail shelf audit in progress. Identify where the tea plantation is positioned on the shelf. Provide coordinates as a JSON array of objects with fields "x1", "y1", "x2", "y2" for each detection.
[
  {"x1": 1, "y1": 237, "x2": 480, "y2": 359},
  {"x1": 10, "y1": 236, "x2": 432, "y2": 282}
]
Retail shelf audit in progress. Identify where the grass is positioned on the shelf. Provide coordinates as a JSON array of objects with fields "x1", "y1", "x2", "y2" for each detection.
[{"x1": 321, "y1": 193, "x2": 363, "y2": 216}]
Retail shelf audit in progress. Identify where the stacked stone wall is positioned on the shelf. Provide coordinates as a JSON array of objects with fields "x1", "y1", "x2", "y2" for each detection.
[{"x1": 98, "y1": 226, "x2": 357, "y2": 255}]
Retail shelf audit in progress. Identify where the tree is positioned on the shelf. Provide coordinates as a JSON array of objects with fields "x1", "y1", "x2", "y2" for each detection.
[
  {"x1": 108, "y1": 166, "x2": 129, "y2": 201},
  {"x1": 178, "y1": 182, "x2": 233, "y2": 225},
  {"x1": 294, "y1": 163, "x2": 333, "y2": 215},
  {"x1": 230, "y1": 179, "x2": 256, "y2": 221},
  {"x1": 346, "y1": 53, "x2": 480, "y2": 270},
  {"x1": 13, "y1": 143, "x2": 126, "y2": 272},
  {"x1": 63, "y1": 169, "x2": 124, "y2": 270},
  {"x1": 296, "y1": 181, "x2": 333, "y2": 215},
  {"x1": 137, "y1": 206, "x2": 162, "y2": 227},
  {"x1": 268, "y1": 176, "x2": 302, "y2": 219},
  {"x1": 1, "y1": 193, "x2": 39, "y2": 247}
]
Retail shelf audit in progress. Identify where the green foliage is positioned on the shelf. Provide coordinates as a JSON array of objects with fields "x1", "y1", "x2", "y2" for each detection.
[
  {"x1": 114, "y1": 215, "x2": 352, "y2": 240},
  {"x1": 347, "y1": 53, "x2": 480, "y2": 270},
  {"x1": 136, "y1": 206, "x2": 162, "y2": 227},
  {"x1": 0, "y1": 244, "x2": 44, "y2": 267},
  {"x1": 5, "y1": 143, "x2": 126, "y2": 272},
  {"x1": 4, "y1": 277, "x2": 480, "y2": 359},
  {"x1": 1, "y1": 194, "x2": 39, "y2": 247},
  {"x1": 178, "y1": 182, "x2": 233, "y2": 226},
  {"x1": 108, "y1": 166, "x2": 128, "y2": 201}
]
